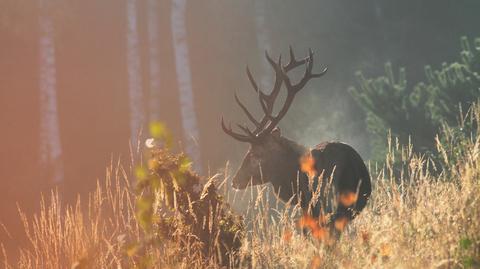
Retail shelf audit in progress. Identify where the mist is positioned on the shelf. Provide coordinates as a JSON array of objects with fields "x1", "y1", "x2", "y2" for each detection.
[{"x1": 0, "y1": 0, "x2": 479, "y2": 259}]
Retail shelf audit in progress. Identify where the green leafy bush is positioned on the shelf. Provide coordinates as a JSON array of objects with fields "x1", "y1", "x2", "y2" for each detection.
[{"x1": 128, "y1": 123, "x2": 244, "y2": 267}]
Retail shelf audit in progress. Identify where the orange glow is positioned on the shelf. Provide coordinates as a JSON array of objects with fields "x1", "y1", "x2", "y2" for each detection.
[
  {"x1": 297, "y1": 214, "x2": 317, "y2": 230},
  {"x1": 283, "y1": 228, "x2": 293, "y2": 243},
  {"x1": 334, "y1": 217, "x2": 349, "y2": 231},
  {"x1": 380, "y1": 243, "x2": 392, "y2": 257},
  {"x1": 339, "y1": 192, "x2": 358, "y2": 207},
  {"x1": 147, "y1": 159, "x2": 159, "y2": 170},
  {"x1": 310, "y1": 255, "x2": 322, "y2": 269},
  {"x1": 312, "y1": 227, "x2": 328, "y2": 240},
  {"x1": 297, "y1": 214, "x2": 331, "y2": 242},
  {"x1": 300, "y1": 153, "x2": 317, "y2": 178}
]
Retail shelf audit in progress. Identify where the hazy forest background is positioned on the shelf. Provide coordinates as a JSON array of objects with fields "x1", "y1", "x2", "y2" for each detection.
[{"x1": 0, "y1": 0, "x2": 479, "y2": 261}]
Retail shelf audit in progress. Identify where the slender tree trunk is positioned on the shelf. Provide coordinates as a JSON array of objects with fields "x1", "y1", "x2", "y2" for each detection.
[
  {"x1": 253, "y1": 0, "x2": 272, "y2": 92},
  {"x1": 147, "y1": 0, "x2": 161, "y2": 123},
  {"x1": 38, "y1": 0, "x2": 64, "y2": 184},
  {"x1": 126, "y1": 0, "x2": 145, "y2": 147},
  {"x1": 171, "y1": 0, "x2": 202, "y2": 172}
]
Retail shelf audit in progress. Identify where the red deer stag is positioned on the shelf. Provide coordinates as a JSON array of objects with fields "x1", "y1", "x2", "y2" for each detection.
[{"x1": 221, "y1": 47, "x2": 371, "y2": 232}]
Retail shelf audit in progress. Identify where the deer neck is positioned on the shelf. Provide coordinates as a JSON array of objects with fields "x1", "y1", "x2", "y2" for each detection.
[{"x1": 270, "y1": 137, "x2": 309, "y2": 203}]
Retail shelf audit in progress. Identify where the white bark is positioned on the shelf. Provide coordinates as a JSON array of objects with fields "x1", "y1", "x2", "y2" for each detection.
[
  {"x1": 171, "y1": 0, "x2": 202, "y2": 172},
  {"x1": 38, "y1": 0, "x2": 64, "y2": 183},
  {"x1": 126, "y1": 0, "x2": 145, "y2": 146},
  {"x1": 147, "y1": 0, "x2": 161, "y2": 122}
]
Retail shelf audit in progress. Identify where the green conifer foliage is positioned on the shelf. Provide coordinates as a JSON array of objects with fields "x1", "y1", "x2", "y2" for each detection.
[{"x1": 349, "y1": 37, "x2": 480, "y2": 159}]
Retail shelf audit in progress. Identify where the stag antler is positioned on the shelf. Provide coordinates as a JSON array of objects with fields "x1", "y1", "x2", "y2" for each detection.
[{"x1": 222, "y1": 47, "x2": 327, "y2": 142}]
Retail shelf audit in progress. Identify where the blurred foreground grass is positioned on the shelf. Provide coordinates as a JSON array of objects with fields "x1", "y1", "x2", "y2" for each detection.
[{"x1": 1, "y1": 105, "x2": 480, "y2": 268}]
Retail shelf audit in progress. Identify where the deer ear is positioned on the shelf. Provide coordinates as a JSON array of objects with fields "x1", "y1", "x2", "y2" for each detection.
[{"x1": 271, "y1": 127, "x2": 281, "y2": 138}]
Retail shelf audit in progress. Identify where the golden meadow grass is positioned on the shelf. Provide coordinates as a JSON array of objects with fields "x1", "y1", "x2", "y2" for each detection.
[{"x1": 2, "y1": 105, "x2": 480, "y2": 268}]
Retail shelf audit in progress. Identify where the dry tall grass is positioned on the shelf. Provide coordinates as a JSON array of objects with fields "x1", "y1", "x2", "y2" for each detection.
[
  {"x1": 2, "y1": 105, "x2": 480, "y2": 268},
  {"x1": 10, "y1": 160, "x2": 140, "y2": 268}
]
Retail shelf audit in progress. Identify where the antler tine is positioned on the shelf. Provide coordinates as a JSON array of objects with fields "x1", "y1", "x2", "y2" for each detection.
[
  {"x1": 236, "y1": 56, "x2": 281, "y2": 139},
  {"x1": 284, "y1": 45, "x2": 309, "y2": 71},
  {"x1": 223, "y1": 47, "x2": 326, "y2": 142},
  {"x1": 234, "y1": 92, "x2": 261, "y2": 128},
  {"x1": 289, "y1": 45, "x2": 295, "y2": 61},
  {"x1": 221, "y1": 117, "x2": 255, "y2": 142},
  {"x1": 236, "y1": 123, "x2": 255, "y2": 137},
  {"x1": 246, "y1": 66, "x2": 259, "y2": 93},
  {"x1": 256, "y1": 48, "x2": 326, "y2": 137},
  {"x1": 257, "y1": 91, "x2": 296, "y2": 137},
  {"x1": 264, "y1": 50, "x2": 278, "y2": 71},
  {"x1": 262, "y1": 50, "x2": 284, "y2": 108},
  {"x1": 267, "y1": 63, "x2": 284, "y2": 109},
  {"x1": 246, "y1": 65, "x2": 269, "y2": 104},
  {"x1": 288, "y1": 48, "x2": 327, "y2": 93},
  {"x1": 307, "y1": 48, "x2": 328, "y2": 78},
  {"x1": 257, "y1": 89, "x2": 274, "y2": 119}
]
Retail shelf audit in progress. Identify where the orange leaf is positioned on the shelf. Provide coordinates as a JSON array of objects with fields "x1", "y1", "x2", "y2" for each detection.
[
  {"x1": 283, "y1": 228, "x2": 293, "y2": 243},
  {"x1": 339, "y1": 192, "x2": 358, "y2": 207},
  {"x1": 334, "y1": 217, "x2": 349, "y2": 231},
  {"x1": 310, "y1": 255, "x2": 322, "y2": 269},
  {"x1": 312, "y1": 227, "x2": 328, "y2": 240},
  {"x1": 300, "y1": 153, "x2": 316, "y2": 178},
  {"x1": 380, "y1": 243, "x2": 391, "y2": 257},
  {"x1": 297, "y1": 214, "x2": 317, "y2": 230}
]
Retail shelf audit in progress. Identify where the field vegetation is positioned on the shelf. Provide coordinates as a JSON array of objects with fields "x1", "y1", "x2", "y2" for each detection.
[{"x1": 1, "y1": 107, "x2": 480, "y2": 268}]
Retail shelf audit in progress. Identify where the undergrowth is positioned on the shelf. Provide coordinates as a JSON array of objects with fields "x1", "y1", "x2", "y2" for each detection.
[{"x1": 1, "y1": 104, "x2": 480, "y2": 268}]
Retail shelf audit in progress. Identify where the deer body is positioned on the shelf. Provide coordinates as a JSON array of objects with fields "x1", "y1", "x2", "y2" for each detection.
[
  {"x1": 222, "y1": 47, "x2": 371, "y2": 227},
  {"x1": 307, "y1": 142, "x2": 371, "y2": 220},
  {"x1": 232, "y1": 133, "x2": 371, "y2": 222}
]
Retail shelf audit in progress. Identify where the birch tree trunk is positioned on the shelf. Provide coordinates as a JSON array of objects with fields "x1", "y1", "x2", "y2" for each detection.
[
  {"x1": 171, "y1": 0, "x2": 202, "y2": 172},
  {"x1": 38, "y1": 0, "x2": 64, "y2": 184},
  {"x1": 147, "y1": 0, "x2": 161, "y2": 123},
  {"x1": 126, "y1": 0, "x2": 145, "y2": 147}
]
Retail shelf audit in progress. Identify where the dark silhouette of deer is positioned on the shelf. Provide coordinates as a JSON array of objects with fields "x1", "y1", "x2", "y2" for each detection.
[{"x1": 221, "y1": 47, "x2": 371, "y2": 230}]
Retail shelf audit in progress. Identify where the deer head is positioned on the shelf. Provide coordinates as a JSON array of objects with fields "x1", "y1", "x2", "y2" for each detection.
[{"x1": 222, "y1": 47, "x2": 327, "y2": 191}]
